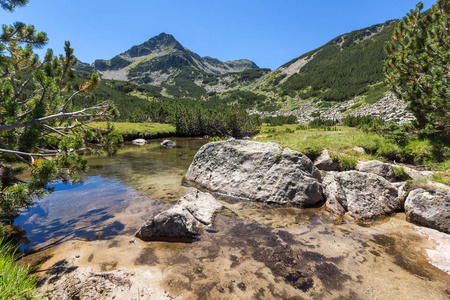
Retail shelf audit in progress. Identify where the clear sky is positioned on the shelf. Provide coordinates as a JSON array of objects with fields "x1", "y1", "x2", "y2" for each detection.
[{"x1": 1, "y1": 0, "x2": 436, "y2": 70}]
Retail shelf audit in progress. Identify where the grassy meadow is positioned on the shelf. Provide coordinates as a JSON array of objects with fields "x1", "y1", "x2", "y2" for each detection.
[
  {"x1": 256, "y1": 124, "x2": 449, "y2": 184},
  {"x1": 92, "y1": 122, "x2": 176, "y2": 138}
]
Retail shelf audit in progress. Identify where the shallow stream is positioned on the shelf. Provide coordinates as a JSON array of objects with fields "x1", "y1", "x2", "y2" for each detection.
[{"x1": 16, "y1": 138, "x2": 450, "y2": 299}]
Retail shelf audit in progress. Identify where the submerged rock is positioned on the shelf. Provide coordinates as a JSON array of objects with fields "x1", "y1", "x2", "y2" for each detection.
[
  {"x1": 131, "y1": 139, "x2": 147, "y2": 146},
  {"x1": 135, "y1": 190, "x2": 223, "y2": 242},
  {"x1": 405, "y1": 188, "x2": 450, "y2": 234},
  {"x1": 183, "y1": 140, "x2": 323, "y2": 207},
  {"x1": 355, "y1": 160, "x2": 396, "y2": 182},
  {"x1": 161, "y1": 139, "x2": 176, "y2": 148},
  {"x1": 323, "y1": 171, "x2": 402, "y2": 220}
]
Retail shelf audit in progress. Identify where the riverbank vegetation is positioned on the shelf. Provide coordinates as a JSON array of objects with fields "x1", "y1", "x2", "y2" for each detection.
[{"x1": 0, "y1": 240, "x2": 41, "y2": 299}]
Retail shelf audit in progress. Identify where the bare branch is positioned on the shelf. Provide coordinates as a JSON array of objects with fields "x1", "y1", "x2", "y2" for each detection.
[
  {"x1": 0, "y1": 101, "x2": 112, "y2": 132},
  {"x1": 10, "y1": 60, "x2": 46, "y2": 102},
  {"x1": 61, "y1": 89, "x2": 83, "y2": 112},
  {"x1": 0, "y1": 139, "x2": 32, "y2": 164}
]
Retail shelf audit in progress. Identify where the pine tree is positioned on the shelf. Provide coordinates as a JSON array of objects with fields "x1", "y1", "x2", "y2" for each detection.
[
  {"x1": 0, "y1": 1, "x2": 120, "y2": 215},
  {"x1": 385, "y1": 0, "x2": 450, "y2": 135}
]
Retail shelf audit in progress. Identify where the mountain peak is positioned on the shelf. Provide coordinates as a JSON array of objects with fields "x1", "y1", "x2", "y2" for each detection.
[
  {"x1": 85, "y1": 32, "x2": 259, "y2": 84},
  {"x1": 123, "y1": 32, "x2": 183, "y2": 58}
]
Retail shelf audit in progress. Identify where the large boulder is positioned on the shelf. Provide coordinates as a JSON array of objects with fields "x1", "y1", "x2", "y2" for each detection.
[
  {"x1": 405, "y1": 188, "x2": 450, "y2": 234},
  {"x1": 183, "y1": 140, "x2": 324, "y2": 207},
  {"x1": 355, "y1": 160, "x2": 396, "y2": 182},
  {"x1": 323, "y1": 171, "x2": 402, "y2": 220},
  {"x1": 135, "y1": 190, "x2": 223, "y2": 242}
]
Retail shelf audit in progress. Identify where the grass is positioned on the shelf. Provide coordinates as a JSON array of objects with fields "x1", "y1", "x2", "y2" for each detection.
[
  {"x1": 0, "y1": 240, "x2": 41, "y2": 299},
  {"x1": 92, "y1": 122, "x2": 176, "y2": 137},
  {"x1": 255, "y1": 124, "x2": 382, "y2": 162},
  {"x1": 255, "y1": 124, "x2": 450, "y2": 184}
]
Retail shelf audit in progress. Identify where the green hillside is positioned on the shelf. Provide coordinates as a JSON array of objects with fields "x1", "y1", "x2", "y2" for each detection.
[{"x1": 277, "y1": 20, "x2": 397, "y2": 102}]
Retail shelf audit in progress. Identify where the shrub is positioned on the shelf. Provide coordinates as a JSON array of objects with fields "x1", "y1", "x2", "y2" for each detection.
[
  {"x1": 330, "y1": 153, "x2": 358, "y2": 171},
  {"x1": 296, "y1": 125, "x2": 309, "y2": 130},
  {"x1": 262, "y1": 115, "x2": 298, "y2": 126},
  {"x1": 308, "y1": 117, "x2": 336, "y2": 128},
  {"x1": 342, "y1": 115, "x2": 385, "y2": 128},
  {"x1": 393, "y1": 167, "x2": 411, "y2": 181}
]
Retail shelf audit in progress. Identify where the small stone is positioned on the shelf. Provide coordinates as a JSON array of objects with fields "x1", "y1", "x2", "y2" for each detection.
[
  {"x1": 352, "y1": 147, "x2": 365, "y2": 154},
  {"x1": 132, "y1": 138, "x2": 147, "y2": 145},
  {"x1": 161, "y1": 139, "x2": 176, "y2": 148},
  {"x1": 314, "y1": 149, "x2": 339, "y2": 171}
]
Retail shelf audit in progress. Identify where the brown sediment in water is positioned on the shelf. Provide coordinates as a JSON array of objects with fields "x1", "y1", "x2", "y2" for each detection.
[
  {"x1": 20, "y1": 209, "x2": 450, "y2": 300},
  {"x1": 15, "y1": 139, "x2": 450, "y2": 299}
]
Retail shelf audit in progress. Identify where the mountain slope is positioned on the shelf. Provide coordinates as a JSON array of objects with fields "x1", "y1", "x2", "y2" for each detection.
[{"x1": 274, "y1": 20, "x2": 397, "y2": 102}]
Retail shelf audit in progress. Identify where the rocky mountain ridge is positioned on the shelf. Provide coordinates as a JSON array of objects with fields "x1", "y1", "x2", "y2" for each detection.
[{"x1": 76, "y1": 33, "x2": 259, "y2": 85}]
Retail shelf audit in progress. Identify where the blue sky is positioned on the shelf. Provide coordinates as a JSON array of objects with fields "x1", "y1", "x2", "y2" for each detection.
[{"x1": 1, "y1": 0, "x2": 436, "y2": 70}]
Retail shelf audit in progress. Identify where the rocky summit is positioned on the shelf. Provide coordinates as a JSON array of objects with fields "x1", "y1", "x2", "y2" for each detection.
[{"x1": 76, "y1": 33, "x2": 259, "y2": 85}]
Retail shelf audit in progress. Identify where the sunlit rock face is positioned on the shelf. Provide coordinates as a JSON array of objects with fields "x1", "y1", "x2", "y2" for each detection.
[
  {"x1": 135, "y1": 190, "x2": 223, "y2": 242},
  {"x1": 405, "y1": 188, "x2": 450, "y2": 234},
  {"x1": 183, "y1": 140, "x2": 324, "y2": 207},
  {"x1": 323, "y1": 170, "x2": 402, "y2": 220}
]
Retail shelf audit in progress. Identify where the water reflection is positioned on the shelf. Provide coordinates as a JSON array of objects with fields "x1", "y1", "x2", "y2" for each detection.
[{"x1": 14, "y1": 138, "x2": 208, "y2": 252}]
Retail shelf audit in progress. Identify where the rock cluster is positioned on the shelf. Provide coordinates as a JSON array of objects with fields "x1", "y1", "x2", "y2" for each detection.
[
  {"x1": 253, "y1": 92, "x2": 415, "y2": 125},
  {"x1": 183, "y1": 140, "x2": 449, "y2": 234},
  {"x1": 135, "y1": 190, "x2": 222, "y2": 242}
]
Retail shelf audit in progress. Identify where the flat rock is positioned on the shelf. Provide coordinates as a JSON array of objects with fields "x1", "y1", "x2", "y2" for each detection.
[
  {"x1": 161, "y1": 139, "x2": 176, "y2": 148},
  {"x1": 355, "y1": 160, "x2": 395, "y2": 182},
  {"x1": 323, "y1": 171, "x2": 402, "y2": 220},
  {"x1": 355, "y1": 160, "x2": 396, "y2": 182},
  {"x1": 405, "y1": 188, "x2": 450, "y2": 233},
  {"x1": 183, "y1": 140, "x2": 323, "y2": 207},
  {"x1": 413, "y1": 226, "x2": 450, "y2": 275},
  {"x1": 132, "y1": 139, "x2": 147, "y2": 146},
  {"x1": 314, "y1": 149, "x2": 339, "y2": 171},
  {"x1": 135, "y1": 190, "x2": 222, "y2": 242}
]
